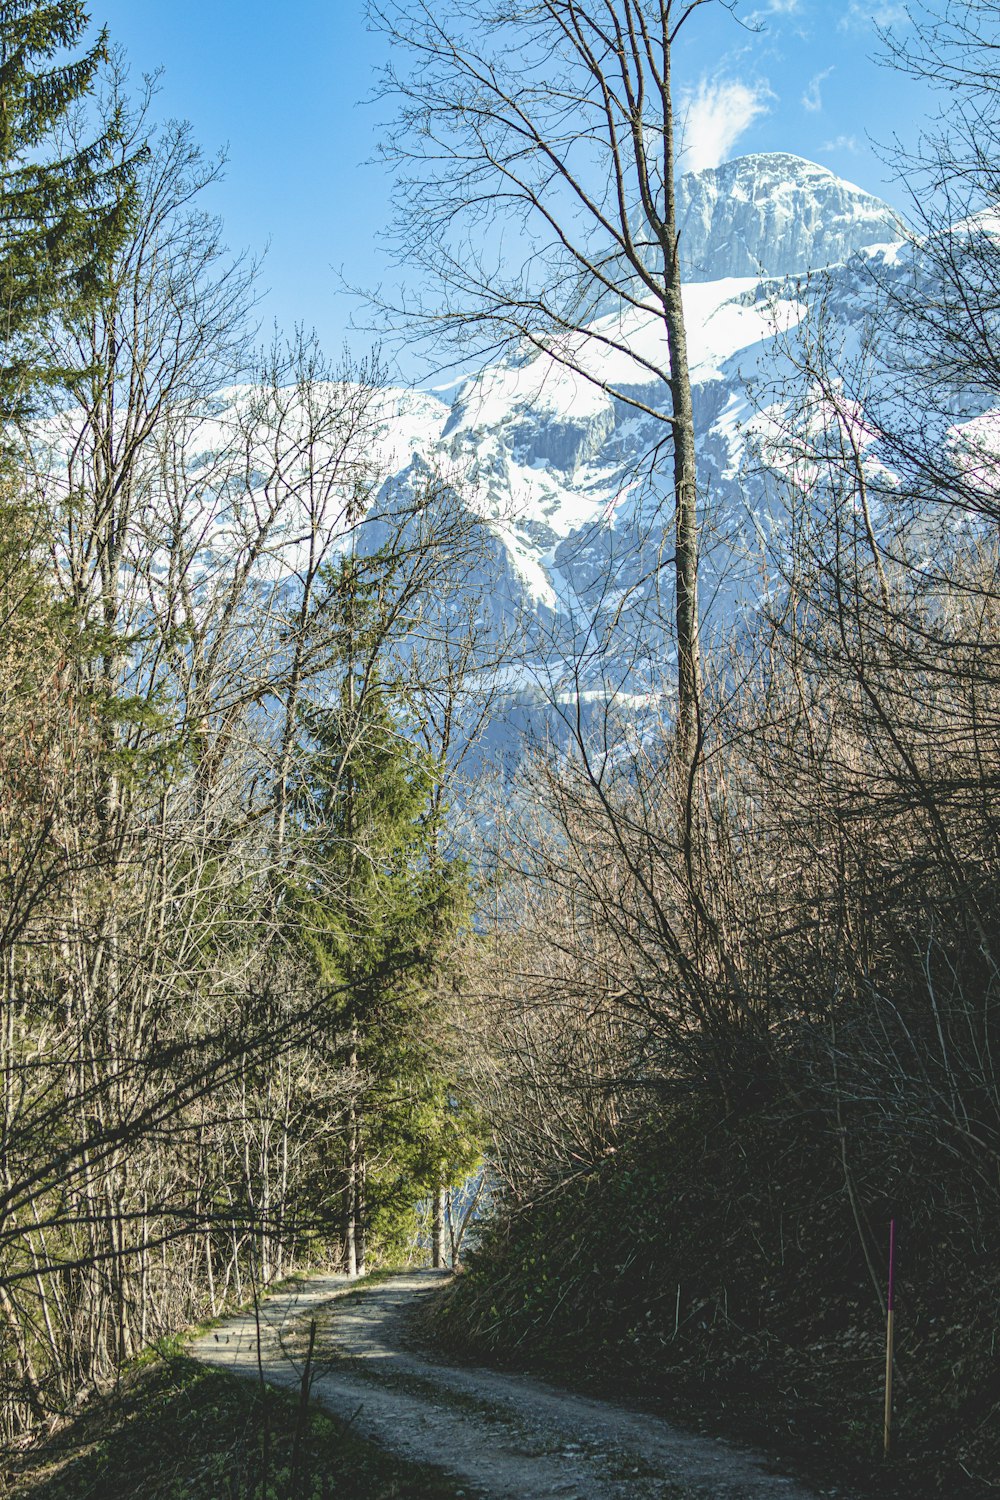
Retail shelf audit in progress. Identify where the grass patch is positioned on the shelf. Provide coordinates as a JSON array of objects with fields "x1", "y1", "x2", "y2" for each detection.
[{"x1": 3, "y1": 1347, "x2": 473, "y2": 1500}]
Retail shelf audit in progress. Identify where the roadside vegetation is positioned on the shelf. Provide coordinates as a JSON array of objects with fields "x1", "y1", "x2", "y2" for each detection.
[
  {"x1": 430, "y1": 1105, "x2": 997, "y2": 1498},
  {"x1": 2, "y1": 1344, "x2": 468, "y2": 1500},
  {"x1": 0, "y1": 3, "x2": 486, "y2": 1450}
]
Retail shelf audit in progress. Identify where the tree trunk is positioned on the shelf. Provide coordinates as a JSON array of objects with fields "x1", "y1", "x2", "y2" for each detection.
[
  {"x1": 658, "y1": 34, "x2": 700, "y2": 767},
  {"x1": 342, "y1": 1040, "x2": 364, "y2": 1277},
  {"x1": 431, "y1": 1182, "x2": 446, "y2": 1269}
]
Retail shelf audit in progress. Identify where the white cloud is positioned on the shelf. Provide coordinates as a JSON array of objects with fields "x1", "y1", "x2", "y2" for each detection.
[
  {"x1": 822, "y1": 133, "x2": 860, "y2": 153},
  {"x1": 802, "y1": 66, "x2": 834, "y2": 113},
  {"x1": 746, "y1": 0, "x2": 802, "y2": 20},
  {"x1": 680, "y1": 78, "x2": 771, "y2": 174},
  {"x1": 840, "y1": 0, "x2": 909, "y2": 30}
]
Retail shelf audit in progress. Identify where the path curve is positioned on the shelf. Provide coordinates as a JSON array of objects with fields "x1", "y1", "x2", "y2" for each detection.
[{"x1": 190, "y1": 1270, "x2": 830, "y2": 1500}]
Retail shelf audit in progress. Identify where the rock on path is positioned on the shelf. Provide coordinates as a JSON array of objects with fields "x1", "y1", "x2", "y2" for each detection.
[{"x1": 190, "y1": 1270, "x2": 830, "y2": 1500}]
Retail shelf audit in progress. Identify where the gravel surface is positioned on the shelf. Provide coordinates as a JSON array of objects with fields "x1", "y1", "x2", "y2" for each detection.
[{"x1": 190, "y1": 1270, "x2": 835, "y2": 1500}]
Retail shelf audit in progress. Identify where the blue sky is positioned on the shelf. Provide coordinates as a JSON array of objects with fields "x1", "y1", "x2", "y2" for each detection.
[{"x1": 92, "y1": 1, "x2": 935, "y2": 371}]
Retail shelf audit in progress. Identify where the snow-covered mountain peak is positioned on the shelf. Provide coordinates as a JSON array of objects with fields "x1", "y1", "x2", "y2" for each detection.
[{"x1": 677, "y1": 152, "x2": 901, "y2": 282}]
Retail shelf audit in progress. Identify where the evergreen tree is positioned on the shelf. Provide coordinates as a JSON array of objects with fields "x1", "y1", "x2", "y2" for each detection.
[
  {"x1": 0, "y1": 2, "x2": 134, "y2": 421},
  {"x1": 293, "y1": 551, "x2": 472, "y2": 1275}
]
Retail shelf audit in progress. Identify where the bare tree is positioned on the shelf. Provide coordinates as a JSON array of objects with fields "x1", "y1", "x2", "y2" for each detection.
[{"x1": 369, "y1": 0, "x2": 743, "y2": 760}]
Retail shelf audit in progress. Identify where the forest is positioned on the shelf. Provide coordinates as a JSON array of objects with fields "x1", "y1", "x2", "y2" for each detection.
[{"x1": 2, "y1": 1, "x2": 1000, "y2": 1496}]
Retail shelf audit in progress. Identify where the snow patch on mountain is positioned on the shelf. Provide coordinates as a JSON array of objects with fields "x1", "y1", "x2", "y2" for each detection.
[
  {"x1": 677, "y1": 153, "x2": 901, "y2": 281},
  {"x1": 49, "y1": 152, "x2": 925, "y2": 740}
]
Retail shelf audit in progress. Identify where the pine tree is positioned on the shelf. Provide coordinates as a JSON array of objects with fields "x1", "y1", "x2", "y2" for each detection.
[{"x1": 0, "y1": 2, "x2": 134, "y2": 421}]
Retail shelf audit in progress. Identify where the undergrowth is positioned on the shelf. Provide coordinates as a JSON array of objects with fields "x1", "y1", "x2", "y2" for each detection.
[
  {"x1": 1, "y1": 1347, "x2": 468, "y2": 1500},
  {"x1": 425, "y1": 1101, "x2": 1000, "y2": 1499}
]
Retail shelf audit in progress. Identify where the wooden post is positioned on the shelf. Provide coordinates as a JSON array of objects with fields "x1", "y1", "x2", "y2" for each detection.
[{"x1": 883, "y1": 1218, "x2": 896, "y2": 1458}]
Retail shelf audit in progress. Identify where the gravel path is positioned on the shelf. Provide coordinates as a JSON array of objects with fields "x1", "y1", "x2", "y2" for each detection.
[{"x1": 190, "y1": 1270, "x2": 833, "y2": 1500}]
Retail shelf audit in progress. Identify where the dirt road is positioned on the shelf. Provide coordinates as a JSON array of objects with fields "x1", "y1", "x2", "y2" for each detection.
[{"x1": 190, "y1": 1270, "x2": 831, "y2": 1500}]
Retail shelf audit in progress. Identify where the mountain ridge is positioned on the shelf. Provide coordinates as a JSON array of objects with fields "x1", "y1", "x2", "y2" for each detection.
[{"x1": 676, "y1": 151, "x2": 900, "y2": 281}]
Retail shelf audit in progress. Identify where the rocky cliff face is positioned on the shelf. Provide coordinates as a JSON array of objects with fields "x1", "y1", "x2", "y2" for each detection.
[
  {"x1": 426, "y1": 154, "x2": 905, "y2": 636},
  {"x1": 350, "y1": 154, "x2": 918, "y2": 726},
  {"x1": 676, "y1": 153, "x2": 900, "y2": 281},
  {"x1": 145, "y1": 155, "x2": 922, "y2": 748}
]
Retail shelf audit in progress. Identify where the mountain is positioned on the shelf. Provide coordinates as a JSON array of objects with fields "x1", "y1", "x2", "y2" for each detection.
[
  {"x1": 59, "y1": 153, "x2": 924, "y2": 768},
  {"x1": 676, "y1": 153, "x2": 899, "y2": 281},
  {"x1": 366, "y1": 153, "x2": 911, "y2": 726}
]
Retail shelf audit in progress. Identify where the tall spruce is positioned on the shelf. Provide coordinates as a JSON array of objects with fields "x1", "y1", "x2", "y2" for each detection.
[
  {"x1": 294, "y1": 551, "x2": 470, "y2": 1275},
  {"x1": 0, "y1": 2, "x2": 132, "y2": 421}
]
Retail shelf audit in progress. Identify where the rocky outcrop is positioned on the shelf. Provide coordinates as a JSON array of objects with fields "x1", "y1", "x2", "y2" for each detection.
[{"x1": 676, "y1": 153, "x2": 900, "y2": 281}]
